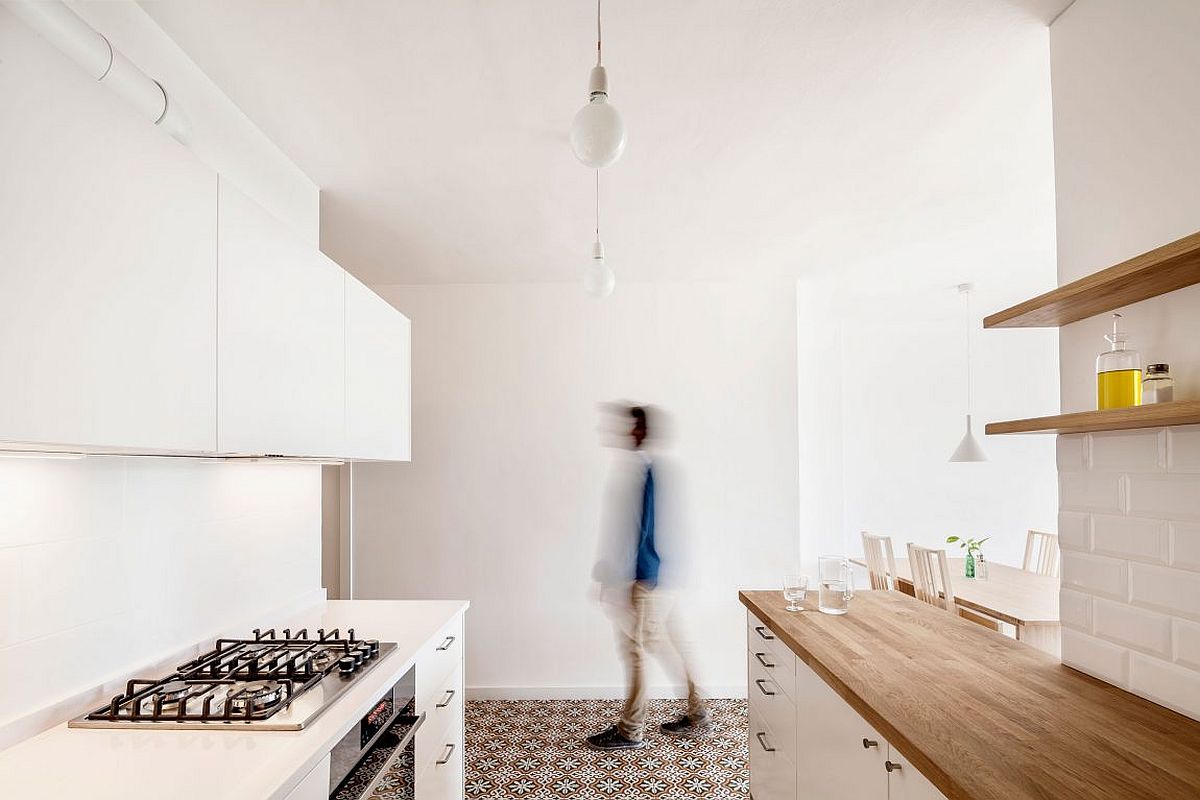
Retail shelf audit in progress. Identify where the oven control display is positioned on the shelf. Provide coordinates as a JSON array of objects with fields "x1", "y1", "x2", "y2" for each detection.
[{"x1": 360, "y1": 688, "x2": 395, "y2": 748}]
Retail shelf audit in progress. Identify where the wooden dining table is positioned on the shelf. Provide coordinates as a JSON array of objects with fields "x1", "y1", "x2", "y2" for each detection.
[{"x1": 849, "y1": 556, "x2": 1061, "y2": 655}]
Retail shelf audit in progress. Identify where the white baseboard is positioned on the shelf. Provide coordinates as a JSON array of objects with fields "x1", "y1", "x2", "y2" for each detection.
[{"x1": 466, "y1": 684, "x2": 748, "y2": 701}]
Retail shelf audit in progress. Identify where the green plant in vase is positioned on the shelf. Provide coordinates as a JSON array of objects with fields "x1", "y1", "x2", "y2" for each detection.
[{"x1": 946, "y1": 535, "x2": 989, "y2": 579}]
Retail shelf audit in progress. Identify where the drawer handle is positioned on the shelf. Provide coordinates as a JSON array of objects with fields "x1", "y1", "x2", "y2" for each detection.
[
  {"x1": 754, "y1": 679, "x2": 776, "y2": 696},
  {"x1": 754, "y1": 625, "x2": 775, "y2": 641},
  {"x1": 436, "y1": 636, "x2": 456, "y2": 652},
  {"x1": 885, "y1": 760, "x2": 902, "y2": 773},
  {"x1": 436, "y1": 689, "x2": 456, "y2": 709},
  {"x1": 436, "y1": 743, "x2": 456, "y2": 765},
  {"x1": 754, "y1": 652, "x2": 775, "y2": 668},
  {"x1": 755, "y1": 732, "x2": 776, "y2": 752},
  {"x1": 862, "y1": 738, "x2": 878, "y2": 749}
]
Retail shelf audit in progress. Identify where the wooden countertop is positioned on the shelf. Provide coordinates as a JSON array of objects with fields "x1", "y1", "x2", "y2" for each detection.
[{"x1": 740, "y1": 590, "x2": 1200, "y2": 800}]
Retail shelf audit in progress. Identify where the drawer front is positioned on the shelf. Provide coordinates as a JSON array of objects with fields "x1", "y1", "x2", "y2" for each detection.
[
  {"x1": 748, "y1": 647, "x2": 797, "y2": 759},
  {"x1": 417, "y1": 663, "x2": 464, "y2": 754},
  {"x1": 416, "y1": 700, "x2": 464, "y2": 800},
  {"x1": 749, "y1": 713, "x2": 797, "y2": 800},
  {"x1": 417, "y1": 615, "x2": 464, "y2": 709},
  {"x1": 746, "y1": 612, "x2": 797, "y2": 678}
]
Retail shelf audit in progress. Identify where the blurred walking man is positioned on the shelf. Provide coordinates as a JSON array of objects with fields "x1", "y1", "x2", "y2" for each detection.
[{"x1": 586, "y1": 405, "x2": 711, "y2": 751}]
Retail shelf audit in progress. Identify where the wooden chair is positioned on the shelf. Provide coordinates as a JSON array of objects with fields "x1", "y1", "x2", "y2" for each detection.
[
  {"x1": 907, "y1": 544, "x2": 958, "y2": 615},
  {"x1": 861, "y1": 531, "x2": 898, "y2": 591},
  {"x1": 1024, "y1": 530, "x2": 1060, "y2": 577}
]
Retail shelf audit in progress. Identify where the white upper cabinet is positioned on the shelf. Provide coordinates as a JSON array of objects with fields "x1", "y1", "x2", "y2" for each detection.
[
  {"x1": 345, "y1": 273, "x2": 411, "y2": 461},
  {"x1": 0, "y1": 19, "x2": 218, "y2": 452},
  {"x1": 217, "y1": 180, "x2": 345, "y2": 457}
]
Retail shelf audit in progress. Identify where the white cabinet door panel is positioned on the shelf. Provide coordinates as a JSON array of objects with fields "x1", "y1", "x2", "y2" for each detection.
[
  {"x1": 888, "y1": 749, "x2": 949, "y2": 800},
  {"x1": 345, "y1": 273, "x2": 410, "y2": 460},
  {"x1": 217, "y1": 179, "x2": 344, "y2": 456},
  {"x1": 794, "y1": 661, "x2": 888, "y2": 799},
  {"x1": 748, "y1": 716, "x2": 797, "y2": 800},
  {"x1": 284, "y1": 756, "x2": 330, "y2": 800},
  {"x1": 0, "y1": 18, "x2": 217, "y2": 452}
]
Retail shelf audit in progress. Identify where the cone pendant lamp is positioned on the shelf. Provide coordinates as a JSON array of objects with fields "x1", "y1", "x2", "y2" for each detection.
[{"x1": 950, "y1": 284, "x2": 988, "y2": 463}]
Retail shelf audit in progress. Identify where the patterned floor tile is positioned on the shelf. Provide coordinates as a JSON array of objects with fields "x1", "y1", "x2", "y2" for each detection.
[{"x1": 464, "y1": 699, "x2": 749, "y2": 800}]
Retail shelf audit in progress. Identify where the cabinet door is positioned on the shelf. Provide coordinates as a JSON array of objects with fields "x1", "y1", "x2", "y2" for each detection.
[
  {"x1": 0, "y1": 16, "x2": 217, "y2": 452},
  {"x1": 794, "y1": 661, "x2": 888, "y2": 799},
  {"x1": 888, "y1": 749, "x2": 949, "y2": 800},
  {"x1": 217, "y1": 179, "x2": 344, "y2": 456},
  {"x1": 345, "y1": 273, "x2": 410, "y2": 460},
  {"x1": 284, "y1": 756, "x2": 331, "y2": 800}
]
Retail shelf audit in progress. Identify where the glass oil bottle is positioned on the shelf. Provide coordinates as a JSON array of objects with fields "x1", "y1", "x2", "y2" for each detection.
[{"x1": 1096, "y1": 313, "x2": 1142, "y2": 410}]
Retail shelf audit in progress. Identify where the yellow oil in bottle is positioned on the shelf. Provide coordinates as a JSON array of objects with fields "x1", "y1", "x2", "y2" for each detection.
[{"x1": 1097, "y1": 369, "x2": 1142, "y2": 410}]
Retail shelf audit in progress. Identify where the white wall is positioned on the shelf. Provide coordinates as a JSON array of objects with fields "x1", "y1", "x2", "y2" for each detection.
[
  {"x1": 1051, "y1": 0, "x2": 1200, "y2": 411},
  {"x1": 351, "y1": 281, "x2": 798, "y2": 697},
  {"x1": 0, "y1": 457, "x2": 322, "y2": 746},
  {"x1": 1050, "y1": 0, "x2": 1200, "y2": 717}
]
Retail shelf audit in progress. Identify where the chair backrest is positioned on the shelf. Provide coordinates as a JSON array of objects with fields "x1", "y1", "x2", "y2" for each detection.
[
  {"x1": 1024, "y1": 530, "x2": 1060, "y2": 577},
  {"x1": 907, "y1": 543, "x2": 957, "y2": 614},
  {"x1": 861, "y1": 531, "x2": 898, "y2": 591}
]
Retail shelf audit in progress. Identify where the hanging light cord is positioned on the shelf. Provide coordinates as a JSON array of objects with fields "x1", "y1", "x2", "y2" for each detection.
[
  {"x1": 594, "y1": 170, "x2": 600, "y2": 241},
  {"x1": 596, "y1": 0, "x2": 603, "y2": 66},
  {"x1": 963, "y1": 286, "x2": 973, "y2": 414}
]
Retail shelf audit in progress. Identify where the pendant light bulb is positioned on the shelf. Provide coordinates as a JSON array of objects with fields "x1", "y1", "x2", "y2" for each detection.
[
  {"x1": 584, "y1": 240, "x2": 615, "y2": 299},
  {"x1": 571, "y1": 67, "x2": 626, "y2": 168}
]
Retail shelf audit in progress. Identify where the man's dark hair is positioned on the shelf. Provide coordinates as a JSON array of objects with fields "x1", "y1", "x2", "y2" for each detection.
[{"x1": 630, "y1": 406, "x2": 649, "y2": 435}]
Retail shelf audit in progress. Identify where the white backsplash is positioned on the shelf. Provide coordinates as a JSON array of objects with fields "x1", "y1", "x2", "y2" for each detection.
[
  {"x1": 1058, "y1": 425, "x2": 1200, "y2": 720},
  {"x1": 0, "y1": 456, "x2": 322, "y2": 743}
]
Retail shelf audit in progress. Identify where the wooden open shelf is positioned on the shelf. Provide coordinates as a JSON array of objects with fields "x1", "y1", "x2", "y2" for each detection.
[
  {"x1": 986, "y1": 400, "x2": 1200, "y2": 435},
  {"x1": 984, "y1": 230, "x2": 1200, "y2": 328}
]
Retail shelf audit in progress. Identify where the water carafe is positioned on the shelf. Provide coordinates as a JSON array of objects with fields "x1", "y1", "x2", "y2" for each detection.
[{"x1": 818, "y1": 556, "x2": 855, "y2": 615}]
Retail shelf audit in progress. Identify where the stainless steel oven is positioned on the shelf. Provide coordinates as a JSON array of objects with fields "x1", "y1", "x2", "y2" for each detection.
[{"x1": 329, "y1": 665, "x2": 423, "y2": 799}]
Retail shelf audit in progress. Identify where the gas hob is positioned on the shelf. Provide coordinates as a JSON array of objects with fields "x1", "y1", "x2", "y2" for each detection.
[{"x1": 69, "y1": 627, "x2": 397, "y2": 731}]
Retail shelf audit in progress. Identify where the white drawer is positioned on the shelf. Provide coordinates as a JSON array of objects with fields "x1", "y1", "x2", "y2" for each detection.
[
  {"x1": 748, "y1": 643, "x2": 796, "y2": 701},
  {"x1": 417, "y1": 663, "x2": 463, "y2": 754},
  {"x1": 749, "y1": 711, "x2": 797, "y2": 800},
  {"x1": 748, "y1": 646, "x2": 797, "y2": 760},
  {"x1": 747, "y1": 612, "x2": 797, "y2": 679},
  {"x1": 416, "y1": 700, "x2": 464, "y2": 800}
]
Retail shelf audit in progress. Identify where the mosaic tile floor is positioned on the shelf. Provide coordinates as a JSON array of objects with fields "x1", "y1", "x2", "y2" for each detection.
[{"x1": 463, "y1": 698, "x2": 749, "y2": 799}]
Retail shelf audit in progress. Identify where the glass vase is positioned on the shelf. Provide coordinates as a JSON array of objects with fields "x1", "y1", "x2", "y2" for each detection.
[{"x1": 964, "y1": 551, "x2": 976, "y2": 579}]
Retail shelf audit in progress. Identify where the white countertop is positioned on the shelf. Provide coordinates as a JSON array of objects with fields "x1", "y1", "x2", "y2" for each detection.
[{"x1": 0, "y1": 599, "x2": 468, "y2": 799}]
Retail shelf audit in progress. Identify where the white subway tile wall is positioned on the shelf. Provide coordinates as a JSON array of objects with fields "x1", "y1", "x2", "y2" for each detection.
[
  {"x1": 1059, "y1": 426, "x2": 1200, "y2": 721},
  {"x1": 0, "y1": 457, "x2": 321, "y2": 731}
]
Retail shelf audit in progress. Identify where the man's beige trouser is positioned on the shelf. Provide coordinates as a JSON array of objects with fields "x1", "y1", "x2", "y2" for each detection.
[{"x1": 615, "y1": 581, "x2": 709, "y2": 741}]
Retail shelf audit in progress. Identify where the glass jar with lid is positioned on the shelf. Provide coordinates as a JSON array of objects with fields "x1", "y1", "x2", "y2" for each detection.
[
  {"x1": 1143, "y1": 363, "x2": 1175, "y2": 404},
  {"x1": 1096, "y1": 313, "x2": 1142, "y2": 409}
]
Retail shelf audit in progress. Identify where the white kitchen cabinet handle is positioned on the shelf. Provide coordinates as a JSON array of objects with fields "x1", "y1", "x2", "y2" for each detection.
[
  {"x1": 436, "y1": 689, "x2": 456, "y2": 708},
  {"x1": 862, "y1": 738, "x2": 879, "y2": 749},
  {"x1": 755, "y1": 732, "x2": 775, "y2": 753},
  {"x1": 436, "y1": 636, "x2": 456, "y2": 651},
  {"x1": 753, "y1": 626, "x2": 775, "y2": 641},
  {"x1": 754, "y1": 679, "x2": 776, "y2": 696},
  {"x1": 436, "y1": 743, "x2": 456, "y2": 765},
  {"x1": 754, "y1": 652, "x2": 775, "y2": 668},
  {"x1": 885, "y1": 760, "x2": 902, "y2": 773}
]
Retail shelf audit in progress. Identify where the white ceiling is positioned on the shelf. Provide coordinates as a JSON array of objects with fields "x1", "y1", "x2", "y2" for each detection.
[{"x1": 140, "y1": 0, "x2": 1071, "y2": 286}]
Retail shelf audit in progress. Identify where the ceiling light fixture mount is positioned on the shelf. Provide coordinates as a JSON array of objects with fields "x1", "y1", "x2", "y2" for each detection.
[{"x1": 570, "y1": 0, "x2": 626, "y2": 169}]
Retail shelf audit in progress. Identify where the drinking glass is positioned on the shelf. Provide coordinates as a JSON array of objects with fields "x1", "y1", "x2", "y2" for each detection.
[{"x1": 783, "y1": 575, "x2": 809, "y2": 612}]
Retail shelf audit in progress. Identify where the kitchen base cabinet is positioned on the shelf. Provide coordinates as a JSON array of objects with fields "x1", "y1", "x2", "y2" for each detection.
[
  {"x1": 416, "y1": 613, "x2": 465, "y2": 800},
  {"x1": 747, "y1": 611, "x2": 947, "y2": 800},
  {"x1": 285, "y1": 756, "x2": 330, "y2": 800}
]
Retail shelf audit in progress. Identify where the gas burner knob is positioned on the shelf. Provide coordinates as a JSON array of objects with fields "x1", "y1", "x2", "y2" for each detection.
[
  {"x1": 356, "y1": 643, "x2": 374, "y2": 661},
  {"x1": 350, "y1": 648, "x2": 366, "y2": 667},
  {"x1": 366, "y1": 640, "x2": 380, "y2": 657},
  {"x1": 338, "y1": 656, "x2": 357, "y2": 676}
]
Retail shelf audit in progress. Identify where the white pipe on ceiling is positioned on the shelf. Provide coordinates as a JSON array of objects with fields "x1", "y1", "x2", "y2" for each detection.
[{"x1": 2, "y1": 0, "x2": 188, "y2": 141}]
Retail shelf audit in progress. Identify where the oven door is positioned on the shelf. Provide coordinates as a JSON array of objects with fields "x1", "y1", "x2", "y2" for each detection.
[{"x1": 330, "y1": 710, "x2": 424, "y2": 800}]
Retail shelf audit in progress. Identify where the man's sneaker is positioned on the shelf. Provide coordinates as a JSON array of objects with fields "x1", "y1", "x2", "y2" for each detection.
[
  {"x1": 584, "y1": 726, "x2": 648, "y2": 751},
  {"x1": 659, "y1": 713, "x2": 715, "y2": 737}
]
